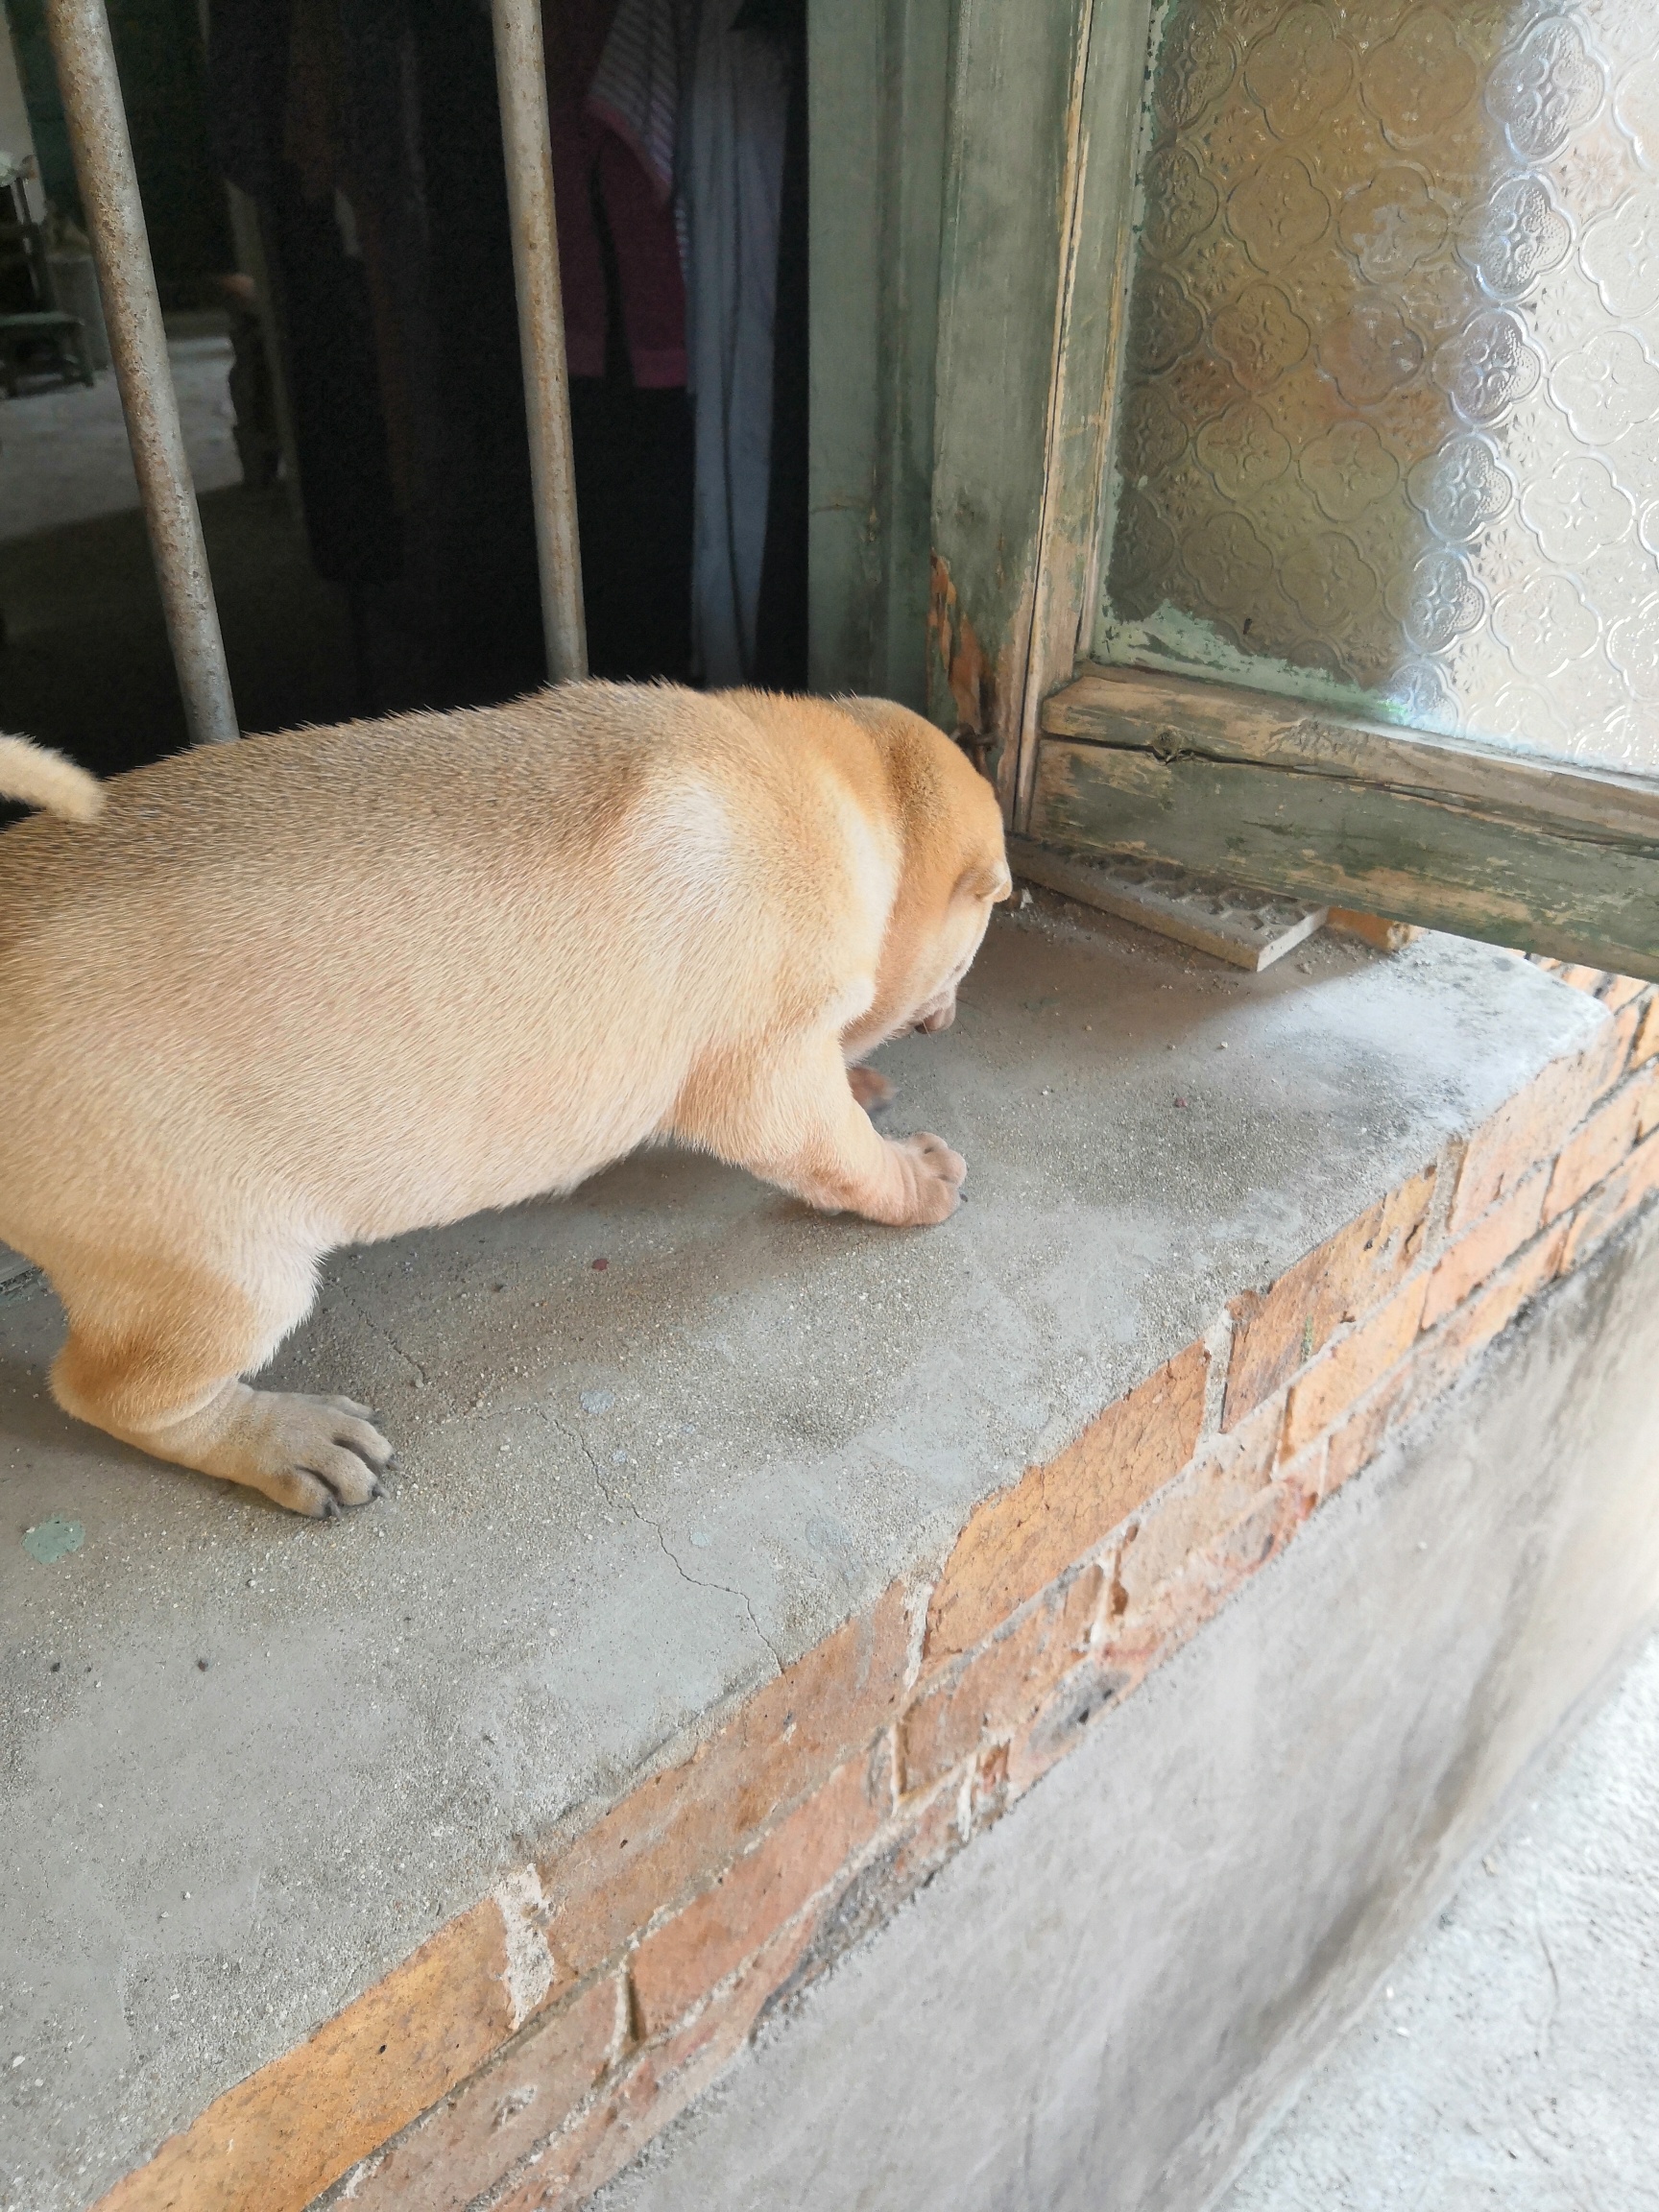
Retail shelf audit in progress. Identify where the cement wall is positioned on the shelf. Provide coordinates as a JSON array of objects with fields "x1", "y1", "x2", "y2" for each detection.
[
  {"x1": 593, "y1": 1202, "x2": 1659, "y2": 2212},
  {"x1": 1218, "y1": 1627, "x2": 1659, "y2": 2208}
]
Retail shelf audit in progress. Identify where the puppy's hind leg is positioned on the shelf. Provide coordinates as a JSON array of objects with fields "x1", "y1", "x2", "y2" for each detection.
[
  {"x1": 47, "y1": 1239, "x2": 392, "y2": 1517},
  {"x1": 675, "y1": 1034, "x2": 966, "y2": 1226}
]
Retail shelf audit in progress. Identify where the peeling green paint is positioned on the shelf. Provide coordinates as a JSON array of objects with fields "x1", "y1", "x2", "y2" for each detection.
[
  {"x1": 23, "y1": 1516, "x2": 84, "y2": 1565},
  {"x1": 1033, "y1": 736, "x2": 1659, "y2": 979},
  {"x1": 1088, "y1": 0, "x2": 1168, "y2": 660},
  {"x1": 1098, "y1": 603, "x2": 1412, "y2": 726}
]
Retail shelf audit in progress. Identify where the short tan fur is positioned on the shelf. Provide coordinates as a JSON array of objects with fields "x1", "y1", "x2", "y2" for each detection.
[{"x1": 0, "y1": 684, "x2": 1008, "y2": 1514}]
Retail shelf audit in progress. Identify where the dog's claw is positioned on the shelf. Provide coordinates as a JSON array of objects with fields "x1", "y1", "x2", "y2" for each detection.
[{"x1": 243, "y1": 1397, "x2": 393, "y2": 1515}]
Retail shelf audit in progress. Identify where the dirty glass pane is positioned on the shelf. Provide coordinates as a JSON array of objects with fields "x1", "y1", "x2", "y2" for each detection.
[{"x1": 1098, "y1": 0, "x2": 1659, "y2": 773}]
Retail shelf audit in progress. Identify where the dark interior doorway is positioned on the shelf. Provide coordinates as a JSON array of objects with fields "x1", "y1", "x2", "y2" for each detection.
[{"x1": 0, "y1": 0, "x2": 809, "y2": 790}]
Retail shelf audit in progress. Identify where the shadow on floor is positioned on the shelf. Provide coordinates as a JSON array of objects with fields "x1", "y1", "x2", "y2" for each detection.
[{"x1": 0, "y1": 479, "x2": 355, "y2": 781}]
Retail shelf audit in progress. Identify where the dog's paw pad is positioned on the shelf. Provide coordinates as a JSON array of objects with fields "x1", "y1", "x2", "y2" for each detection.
[{"x1": 892, "y1": 1132, "x2": 967, "y2": 1223}]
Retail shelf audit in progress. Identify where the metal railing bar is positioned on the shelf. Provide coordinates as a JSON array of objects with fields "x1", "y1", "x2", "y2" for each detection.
[
  {"x1": 491, "y1": 0, "x2": 589, "y2": 684},
  {"x1": 44, "y1": 0, "x2": 239, "y2": 745}
]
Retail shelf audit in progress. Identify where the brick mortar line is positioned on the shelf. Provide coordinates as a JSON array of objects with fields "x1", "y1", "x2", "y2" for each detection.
[{"x1": 470, "y1": 1762, "x2": 933, "y2": 2211}]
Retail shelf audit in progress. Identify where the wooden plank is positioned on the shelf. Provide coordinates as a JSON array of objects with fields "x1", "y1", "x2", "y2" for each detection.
[
  {"x1": 1031, "y1": 737, "x2": 1659, "y2": 981},
  {"x1": 1008, "y1": 836, "x2": 1327, "y2": 972},
  {"x1": 1044, "y1": 666, "x2": 1659, "y2": 844},
  {"x1": 0, "y1": 1245, "x2": 45, "y2": 1303},
  {"x1": 927, "y1": 0, "x2": 1100, "y2": 799}
]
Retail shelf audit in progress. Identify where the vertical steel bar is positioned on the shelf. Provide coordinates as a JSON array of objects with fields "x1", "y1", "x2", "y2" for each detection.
[
  {"x1": 491, "y1": 0, "x2": 589, "y2": 682},
  {"x1": 44, "y1": 0, "x2": 238, "y2": 744}
]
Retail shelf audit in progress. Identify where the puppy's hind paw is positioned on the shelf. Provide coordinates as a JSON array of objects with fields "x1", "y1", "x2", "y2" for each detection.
[{"x1": 237, "y1": 1392, "x2": 394, "y2": 1518}]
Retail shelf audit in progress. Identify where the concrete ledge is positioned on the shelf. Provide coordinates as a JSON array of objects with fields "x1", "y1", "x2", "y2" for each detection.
[{"x1": 1, "y1": 907, "x2": 1641, "y2": 2210}]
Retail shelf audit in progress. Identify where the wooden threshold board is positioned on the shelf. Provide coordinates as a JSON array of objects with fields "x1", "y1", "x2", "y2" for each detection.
[{"x1": 1008, "y1": 836, "x2": 1327, "y2": 972}]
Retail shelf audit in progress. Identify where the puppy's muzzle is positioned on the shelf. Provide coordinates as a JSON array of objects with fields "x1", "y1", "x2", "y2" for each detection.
[{"x1": 916, "y1": 1002, "x2": 956, "y2": 1034}]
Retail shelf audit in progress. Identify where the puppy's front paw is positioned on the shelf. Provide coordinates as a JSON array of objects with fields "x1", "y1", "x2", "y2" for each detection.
[
  {"x1": 890, "y1": 1132, "x2": 967, "y2": 1224},
  {"x1": 238, "y1": 1392, "x2": 394, "y2": 1517},
  {"x1": 848, "y1": 1065, "x2": 896, "y2": 1113}
]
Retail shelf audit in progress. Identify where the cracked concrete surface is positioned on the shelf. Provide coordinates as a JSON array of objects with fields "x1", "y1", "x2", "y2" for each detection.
[
  {"x1": 1217, "y1": 1627, "x2": 1659, "y2": 2212},
  {"x1": 545, "y1": 1401, "x2": 787, "y2": 1672},
  {"x1": 0, "y1": 904, "x2": 1599, "y2": 2209}
]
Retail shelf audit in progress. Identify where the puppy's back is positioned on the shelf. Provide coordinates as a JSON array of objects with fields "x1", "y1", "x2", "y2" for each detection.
[{"x1": 0, "y1": 685, "x2": 902, "y2": 1244}]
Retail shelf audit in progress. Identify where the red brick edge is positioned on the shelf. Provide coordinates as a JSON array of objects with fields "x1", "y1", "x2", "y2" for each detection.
[{"x1": 94, "y1": 966, "x2": 1659, "y2": 2212}]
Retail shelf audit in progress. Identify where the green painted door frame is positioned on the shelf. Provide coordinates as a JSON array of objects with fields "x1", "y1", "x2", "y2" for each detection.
[
  {"x1": 808, "y1": 0, "x2": 1154, "y2": 793},
  {"x1": 806, "y1": 0, "x2": 950, "y2": 715}
]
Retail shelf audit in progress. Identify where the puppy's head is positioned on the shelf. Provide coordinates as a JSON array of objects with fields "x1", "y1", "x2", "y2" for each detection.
[{"x1": 834, "y1": 698, "x2": 1011, "y2": 1058}]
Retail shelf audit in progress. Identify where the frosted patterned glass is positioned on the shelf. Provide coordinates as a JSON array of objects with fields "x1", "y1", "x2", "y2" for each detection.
[{"x1": 1100, "y1": 0, "x2": 1659, "y2": 773}]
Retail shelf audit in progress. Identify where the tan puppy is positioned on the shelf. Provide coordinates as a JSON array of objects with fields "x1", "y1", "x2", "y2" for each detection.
[{"x1": 0, "y1": 685, "x2": 1009, "y2": 1515}]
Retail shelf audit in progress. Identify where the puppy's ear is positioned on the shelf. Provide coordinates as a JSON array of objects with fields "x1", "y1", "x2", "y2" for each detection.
[{"x1": 957, "y1": 862, "x2": 1014, "y2": 902}]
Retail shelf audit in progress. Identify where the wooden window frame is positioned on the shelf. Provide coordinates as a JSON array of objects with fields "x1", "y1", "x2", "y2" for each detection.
[{"x1": 813, "y1": 0, "x2": 1659, "y2": 982}]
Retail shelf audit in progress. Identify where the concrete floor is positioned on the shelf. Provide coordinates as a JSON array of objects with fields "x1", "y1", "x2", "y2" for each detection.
[
  {"x1": 1218, "y1": 1628, "x2": 1659, "y2": 2212},
  {"x1": 0, "y1": 327, "x2": 244, "y2": 541}
]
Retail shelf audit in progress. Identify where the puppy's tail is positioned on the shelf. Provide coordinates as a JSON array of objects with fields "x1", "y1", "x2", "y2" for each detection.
[{"x1": 0, "y1": 733, "x2": 105, "y2": 824}]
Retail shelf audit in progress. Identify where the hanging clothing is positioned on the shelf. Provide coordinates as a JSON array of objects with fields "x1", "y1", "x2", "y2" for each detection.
[
  {"x1": 210, "y1": 0, "x2": 543, "y2": 710},
  {"x1": 588, "y1": 0, "x2": 683, "y2": 204},
  {"x1": 205, "y1": 0, "x2": 725, "y2": 701},
  {"x1": 208, "y1": 0, "x2": 404, "y2": 601},
  {"x1": 683, "y1": 0, "x2": 788, "y2": 687},
  {"x1": 547, "y1": 0, "x2": 687, "y2": 391},
  {"x1": 750, "y1": 0, "x2": 807, "y2": 689},
  {"x1": 549, "y1": 118, "x2": 686, "y2": 387},
  {"x1": 547, "y1": 0, "x2": 695, "y2": 680}
]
